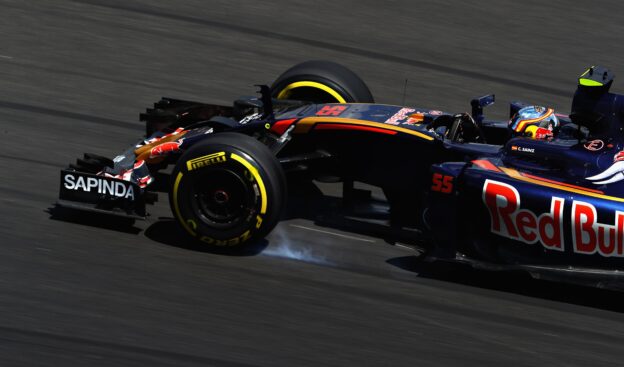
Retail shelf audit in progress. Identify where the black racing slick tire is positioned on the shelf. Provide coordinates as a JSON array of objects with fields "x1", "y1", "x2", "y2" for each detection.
[
  {"x1": 271, "y1": 60, "x2": 375, "y2": 103},
  {"x1": 169, "y1": 133, "x2": 286, "y2": 249}
]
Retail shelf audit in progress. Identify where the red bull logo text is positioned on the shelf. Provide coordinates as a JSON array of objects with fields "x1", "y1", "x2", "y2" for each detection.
[{"x1": 483, "y1": 179, "x2": 624, "y2": 257}]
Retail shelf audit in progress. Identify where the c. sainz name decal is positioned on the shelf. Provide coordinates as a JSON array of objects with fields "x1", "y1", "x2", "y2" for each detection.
[{"x1": 483, "y1": 179, "x2": 624, "y2": 257}]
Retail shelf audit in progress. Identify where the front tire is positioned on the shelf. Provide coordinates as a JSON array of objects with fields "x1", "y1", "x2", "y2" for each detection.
[{"x1": 169, "y1": 133, "x2": 286, "y2": 249}]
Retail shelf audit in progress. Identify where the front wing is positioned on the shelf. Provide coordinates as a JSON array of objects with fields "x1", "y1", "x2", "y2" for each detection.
[{"x1": 57, "y1": 169, "x2": 147, "y2": 219}]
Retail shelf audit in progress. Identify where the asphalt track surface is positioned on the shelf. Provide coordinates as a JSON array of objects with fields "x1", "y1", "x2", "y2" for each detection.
[{"x1": 3, "y1": 1, "x2": 624, "y2": 366}]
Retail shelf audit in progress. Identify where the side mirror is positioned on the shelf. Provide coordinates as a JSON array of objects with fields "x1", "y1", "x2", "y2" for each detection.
[
  {"x1": 471, "y1": 94, "x2": 495, "y2": 123},
  {"x1": 255, "y1": 85, "x2": 274, "y2": 119}
]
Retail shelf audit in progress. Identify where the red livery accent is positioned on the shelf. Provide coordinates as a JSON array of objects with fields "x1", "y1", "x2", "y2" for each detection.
[
  {"x1": 314, "y1": 124, "x2": 397, "y2": 135},
  {"x1": 385, "y1": 108, "x2": 415, "y2": 125},
  {"x1": 572, "y1": 201, "x2": 624, "y2": 257},
  {"x1": 270, "y1": 118, "x2": 297, "y2": 135},
  {"x1": 431, "y1": 173, "x2": 453, "y2": 193},
  {"x1": 483, "y1": 179, "x2": 624, "y2": 257},
  {"x1": 137, "y1": 175, "x2": 153, "y2": 188},
  {"x1": 316, "y1": 105, "x2": 347, "y2": 116},
  {"x1": 532, "y1": 127, "x2": 553, "y2": 140},
  {"x1": 472, "y1": 159, "x2": 502, "y2": 172},
  {"x1": 133, "y1": 160, "x2": 146, "y2": 169},
  {"x1": 150, "y1": 141, "x2": 182, "y2": 158},
  {"x1": 482, "y1": 180, "x2": 564, "y2": 250},
  {"x1": 584, "y1": 139, "x2": 605, "y2": 151}
]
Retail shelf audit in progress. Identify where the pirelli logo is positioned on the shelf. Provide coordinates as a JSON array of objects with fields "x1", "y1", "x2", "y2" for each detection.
[{"x1": 186, "y1": 152, "x2": 227, "y2": 171}]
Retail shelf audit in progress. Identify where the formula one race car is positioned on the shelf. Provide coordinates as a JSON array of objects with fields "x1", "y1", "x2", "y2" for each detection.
[{"x1": 58, "y1": 61, "x2": 624, "y2": 288}]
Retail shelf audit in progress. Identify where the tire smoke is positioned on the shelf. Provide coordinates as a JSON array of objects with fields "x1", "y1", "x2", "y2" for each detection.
[{"x1": 262, "y1": 225, "x2": 333, "y2": 265}]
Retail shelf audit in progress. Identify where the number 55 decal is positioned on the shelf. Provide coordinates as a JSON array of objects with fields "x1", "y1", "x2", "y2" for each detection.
[
  {"x1": 316, "y1": 105, "x2": 347, "y2": 116},
  {"x1": 431, "y1": 173, "x2": 453, "y2": 193}
]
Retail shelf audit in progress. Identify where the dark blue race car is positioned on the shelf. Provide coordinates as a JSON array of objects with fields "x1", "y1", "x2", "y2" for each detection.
[{"x1": 58, "y1": 61, "x2": 624, "y2": 289}]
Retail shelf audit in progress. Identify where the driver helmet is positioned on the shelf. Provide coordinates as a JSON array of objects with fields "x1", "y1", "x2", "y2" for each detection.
[{"x1": 509, "y1": 106, "x2": 559, "y2": 140}]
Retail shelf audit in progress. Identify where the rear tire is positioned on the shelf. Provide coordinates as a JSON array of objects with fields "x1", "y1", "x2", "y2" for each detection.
[
  {"x1": 271, "y1": 60, "x2": 374, "y2": 103},
  {"x1": 169, "y1": 133, "x2": 286, "y2": 249}
]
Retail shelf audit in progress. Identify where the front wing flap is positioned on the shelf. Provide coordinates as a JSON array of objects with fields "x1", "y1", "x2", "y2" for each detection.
[{"x1": 57, "y1": 169, "x2": 146, "y2": 219}]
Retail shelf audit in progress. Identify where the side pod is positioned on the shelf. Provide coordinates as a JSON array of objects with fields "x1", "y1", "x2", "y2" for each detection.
[{"x1": 426, "y1": 162, "x2": 466, "y2": 258}]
